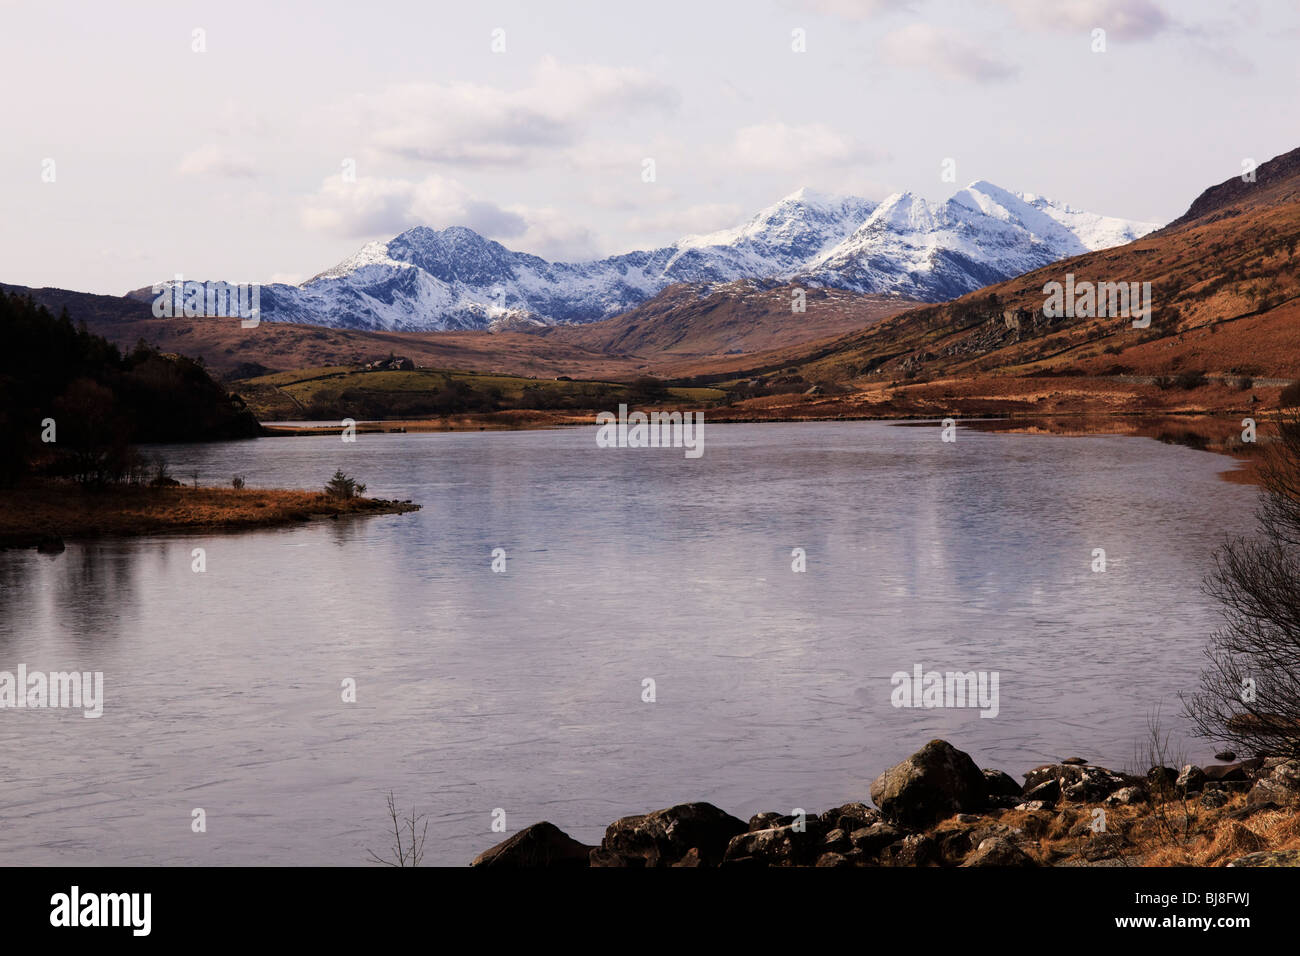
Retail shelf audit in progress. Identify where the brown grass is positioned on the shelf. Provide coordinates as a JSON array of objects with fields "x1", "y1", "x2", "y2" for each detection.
[{"x1": 0, "y1": 481, "x2": 419, "y2": 547}]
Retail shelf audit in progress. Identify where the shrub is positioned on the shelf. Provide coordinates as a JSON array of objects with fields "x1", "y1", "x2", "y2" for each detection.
[{"x1": 325, "y1": 469, "x2": 366, "y2": 499}]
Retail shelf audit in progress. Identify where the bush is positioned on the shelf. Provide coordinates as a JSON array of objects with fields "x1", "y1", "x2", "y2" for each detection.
[
  {"x1": 325, "y1": 469, "x2": 366, "y2": 499},
  {"x1": 1185, "y1": 410, "x2": 1300, "y2": 757}
]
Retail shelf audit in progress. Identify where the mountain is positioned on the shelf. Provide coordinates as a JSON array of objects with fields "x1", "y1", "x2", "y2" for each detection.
[
  {"x1": 783, "y1": 146, "x2": 1300, "y2": 392},
  {"x1": 135, "y1": 185, "x2": 1157, "y2": 333},
  {"x1": 807, "y1": 181, "x2": 1157, "y2": 300}
]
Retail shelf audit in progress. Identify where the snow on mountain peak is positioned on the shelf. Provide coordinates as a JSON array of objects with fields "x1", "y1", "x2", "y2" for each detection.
[{"x1": 241, "y1": 183, "x2": 1161, "y2": 331}]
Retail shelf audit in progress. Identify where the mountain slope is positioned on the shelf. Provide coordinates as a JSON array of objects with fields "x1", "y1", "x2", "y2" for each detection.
[
  {"x1": 135, "y1": 185, "x2": 1156, "y2": 333},
  {"x1": 786, "y1": 146, "x2": 1300, "y2": 388}
]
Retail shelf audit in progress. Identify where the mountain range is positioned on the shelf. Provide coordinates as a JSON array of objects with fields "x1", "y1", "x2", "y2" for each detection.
[{"x1": 135, "y1": 184, "x2": 1159, "y2": 333}]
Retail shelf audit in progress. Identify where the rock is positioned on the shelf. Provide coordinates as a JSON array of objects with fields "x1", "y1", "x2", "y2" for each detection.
[
  {"x1": 1016, "y1": 800, "x2": 1050, "y2": 812},
  {"x1": 821, "y1": 802, "x2": 880, "y2": 834},
  {"x1": 962, "y1": 837, "x2": 1036, "y2": 867},
  {"x1": 1082, "y1": 833, "x2": 1125, "y2": 862},
  {"x1": 470, "y1": 822, "x2": 594, "y2": 868},
  {"x1": 982, "y1": 769, "x2": 1023, "y2": 798},
  {"x1": 1227, "y1": 849, "x2": 1300, "y2": 867},
  {"x1": 954, "y1": 813, "x2": 982, "y2": 824},
  {"x1": 815, "y1": 851, "x2": 852, "y2": 868},
  {"x1": 1061, "y1": 757, "x2": 1089, "y2": 765},
  {"x1": 821, "y1": 828, "x2": 850, "y2": 853},
  {"x1": 671, "y1": 847, "x2": 703, "y2": 867},
  {"x1": 1203, "y1": 762, "x2": 1251, "y2": 783},
  {"x1": 1176, "y1": 765, "x2": 1206, "y2": 793},
  {"x1": 938, "y1": 830, "x2": 975, "y2": 865},
  {"x1": 1147, "y1": 766, "x2": 1178, "y2": 790},
  {"x1": 1105, "y1": 786, "x2": 1149, "y2": 806},
  {"x1": 1246, "y1": 777, "x2": 1298, "y2": 810},
  {"x1": 1024, "y1": 779, "x2": 1061, "y2": 804},
  {"x1": 1215, "y1": 751, "x2": 1237, "y2": 762},
  {"x1": 1024, "y1": 763, "x2": 1128, "y2": 803},
  {"x1": 882, "y1": 833, "x2": 939, "y2": 866},
  {"x1": 1200, "y1": 790, "x2": 1230, "y2": 809},
  {"x1": 747, "y1": 812, "x2": 784, "y2": 831},
  {"x1": 850, "y1": 822, "x2": 906, "y2": 855},
  {"x1": 1215, "y1": 822, "x2": 1268, "y2": 859},
  {"x1": 591, "y1": 802, "x2": 746, "y2": 867},
  {"x1": 1271, "y1": 759, "x2": 1300, "y2": 791},
  {"x1": 723, "y1": 824, "x2": 820, "y2": 867},
  {"x1": 869, "y1": 739, "x2": 989, "y2": 828}
]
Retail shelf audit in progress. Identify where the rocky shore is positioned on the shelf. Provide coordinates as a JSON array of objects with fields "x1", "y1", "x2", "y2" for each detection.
[{"x1": 470, "y1": 739, "x2": 1300, "y2": 868}]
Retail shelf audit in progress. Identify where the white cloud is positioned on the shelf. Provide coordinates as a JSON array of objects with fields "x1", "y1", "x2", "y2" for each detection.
[
  {"x1": 730, "y1": 122, "x2": 888, "y2": 170},
  {"x1": 999, "y1": 0, "x2": 1172, "y2": 41},
  {"x1": 881, "y1": 23, "x2": 1018, "y2": 83},
  {"x1": 625, "y1": 203, "x2": 746, "y2": 236},
  {"x1": 177, "y1": 145, "x2": 257, "y2": 178},
  {"x1": 336, "y1": 57, "x2": 679, "y2": 168},
  {"x1": 301, "y1": 174, "x2": 525, "y2": 239}
]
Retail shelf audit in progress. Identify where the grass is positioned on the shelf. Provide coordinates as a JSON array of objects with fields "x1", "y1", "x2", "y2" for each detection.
[{"x1": 0, "y1": 482, "x2": 419, "y2": 547}]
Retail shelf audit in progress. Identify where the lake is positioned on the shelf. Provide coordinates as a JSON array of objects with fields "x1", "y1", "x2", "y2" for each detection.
[{"x1": 0, "y1": 420, "x2": 1260, "y2": 865}]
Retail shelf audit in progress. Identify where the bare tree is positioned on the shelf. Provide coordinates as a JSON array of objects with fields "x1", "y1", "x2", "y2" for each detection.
[
  {"x1": 1184, "y1": 410, "x2": 1300, "y2": 758},
  {"x1": 366, "y1": 791, "x2": 428, "y2": 867}
]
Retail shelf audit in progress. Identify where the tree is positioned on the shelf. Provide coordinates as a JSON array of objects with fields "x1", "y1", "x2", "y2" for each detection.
[
  {"x1": 324, "y1": 469, "x2": 366, "y2": 499},
  {"x1": 1185, "y1": 410, "x2": 1300, "y2": 757}
]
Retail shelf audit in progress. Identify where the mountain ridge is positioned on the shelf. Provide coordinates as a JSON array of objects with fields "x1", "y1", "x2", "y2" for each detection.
[{"x1": 131, "y1": 184, "x2": 1158, "y2": 333}]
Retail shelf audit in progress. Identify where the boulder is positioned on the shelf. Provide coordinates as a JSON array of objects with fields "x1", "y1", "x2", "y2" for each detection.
[
  {"x1": 1176, "y1": 764, "x2": 1207, "y2": 793},
  {"x1": 723, "y1": 824, "x2": 820, "y2": 867},
  {"x1": 1081, "y1": 833, "x2": 1125, "y2": 862},
  {"x1": 982, "y1": 769, "x2": 1023, "y2": 798},
  {"x1": 1246, "y1": 777, "x2": 1298, "y2": 810},
  {"x1": 1214, "y1": 751, "x2": 1237, "y2": 762},
  {"x1": 1023, "y1": 763, "x2": 1127, "y2": 803},
  {"x1": 1200, "y1": 790, "x2": 1230, "y2": 809},
  {"x1": 1061, "y1": 757, "x2": 1089, "y2": 765},
  {"x1": 1147, "y1": 766, "x2": 1178, "y2": 790},
  {"x1": 849, "y1": 822, "x2": 906, "y2": 855},
  {"x1": 961, "y1": 837, "x2": 1036, "y2": 867},
  {"x1": 820, "y1": 802, "x2": 880, "y2": 834},
  {"x1": 1203, "y1": 761, "x2": 1254, "y2": 783},
  {"x1": 1227, "y1": 849, "x2": 1300, "y2": 867},
  {"x1": 1105, "y1": 786, "x2": 1148, "y2": 806},
  {"x1": 1271, "y1": 759, "x2": 1300, "y2": 791},
  {"x1": 881, "y1": 833, "x2": 939, "y2": 866},
  {"x1": 590, "y1": 802, "x2": 746, "y2": 867},
  {"x1": 815, "y1": 851, "x2": 853, "y2": 868},
  {"x1": 869, "y1": 739, "x2": 989, "y2": 828},
  {"x1": 471, "y1": 821, "x2": 594, "y2": 868}
]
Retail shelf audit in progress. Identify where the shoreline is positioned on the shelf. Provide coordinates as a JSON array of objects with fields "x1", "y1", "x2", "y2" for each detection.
[
  {"x1": 0, "y1": 482, "x2": 420, "y2": 550},
  {"x1": 471, "y1": 739, "x2": 1300, "y2": 868}
]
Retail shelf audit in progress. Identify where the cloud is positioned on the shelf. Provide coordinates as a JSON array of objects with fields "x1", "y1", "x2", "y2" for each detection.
[
  {"x1": 301, "y1": 174, "x2": 526, "y2": 239},
  {"x1": 625, "y1": 203, "x2": 746, "y2": 236},
  {"x1": 729, "y1": 122, "x2": 888, "y2": 170},
  {"x1": 337, "y1": 57, "x2": 679, "y2": 168},
  {"x1": 794, "y1": 0, "x2": 916, "y2": 18},
  {"x1": 177, "y1": 145, "x2": 257, "y2": 178},
  {"x1": 881, "y1": 23, "x2": 1018, "y2": 82},
  {"x1": 998, "y1": 0, "x2": 1172, "y2": 41}
]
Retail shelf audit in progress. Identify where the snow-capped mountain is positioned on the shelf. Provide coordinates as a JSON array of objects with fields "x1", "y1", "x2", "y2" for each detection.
[
  {"x1": 163, "y1": 185, "x2": 1158, "y2": 331},
  {"x1": 807, "y1": 181, "x2": 1158, "y2": 300}
]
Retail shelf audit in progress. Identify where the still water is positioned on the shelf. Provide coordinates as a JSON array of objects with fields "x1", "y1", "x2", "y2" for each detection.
[{"x1": 0, "y1": 421, "x2": 1259, "y2": 864}]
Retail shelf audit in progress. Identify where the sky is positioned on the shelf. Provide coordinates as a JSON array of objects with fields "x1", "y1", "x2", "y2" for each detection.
[{"x1": 2, "y1": 0, "x2": 1299, "y2": 294}]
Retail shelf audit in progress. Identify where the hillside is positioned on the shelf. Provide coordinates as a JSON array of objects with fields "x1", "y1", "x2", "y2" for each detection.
[
  {"x1": 0, "y1": 289, "x2": 262, "y2": 482},
  {"x1": 768, "y1": 146, "x2": 1300, "y2": 413}
]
